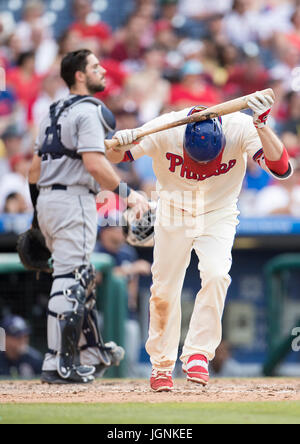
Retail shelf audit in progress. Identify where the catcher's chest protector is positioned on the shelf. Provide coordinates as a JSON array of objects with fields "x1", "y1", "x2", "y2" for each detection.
[
  {"x1": 39, "y1": 95, "x2": 116, "y2": 161},
  {"x1": 39, "y1": 95, "x2": 83, "y2": 160}
]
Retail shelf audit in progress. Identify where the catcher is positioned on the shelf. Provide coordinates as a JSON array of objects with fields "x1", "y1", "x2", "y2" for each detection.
[{"x1": 20, "y1": 49, "x2": 149, "y2": 384}]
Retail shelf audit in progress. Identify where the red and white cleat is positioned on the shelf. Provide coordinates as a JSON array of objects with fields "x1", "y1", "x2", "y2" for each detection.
[
  {"x1": 184, "y1": 354, "x2": 209, "y2": 386},
  {"x1": 150, "y1": 369, "x2": 174, "y2": 392}
]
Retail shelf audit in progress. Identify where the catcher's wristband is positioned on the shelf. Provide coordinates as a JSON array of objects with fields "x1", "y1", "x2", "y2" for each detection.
[
  {"x1": 29, "y1": 183, "x2": 39, "y2": 208},
  {"x1": 113, "y1": 182, "x2": 132, "y2": 199},
  {"x1": 32, "y1": 209, "x2": 39, "y2": 230}
]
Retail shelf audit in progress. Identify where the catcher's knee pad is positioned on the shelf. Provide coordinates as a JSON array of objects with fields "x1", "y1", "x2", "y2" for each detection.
[
  {"x1": 81, "y1": 308, "x2": 112, "y2": 367},
  {"x1": 52, "y1": 264, "x2": 97, "y2": 298},
  {"x1": 48, "y1": 283, "x2": 95, "y2": 380},
  {"x1": 75, "y1": 264, "x2": 97, "y2": 298}
]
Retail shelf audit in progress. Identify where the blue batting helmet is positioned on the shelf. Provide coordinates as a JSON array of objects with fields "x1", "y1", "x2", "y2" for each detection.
[{"x1": 183, "y1": 115, "x2": 226, "y2": 163}]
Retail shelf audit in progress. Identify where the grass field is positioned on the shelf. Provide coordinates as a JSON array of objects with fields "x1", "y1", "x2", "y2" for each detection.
[
  {"x1": 0, "y1": 401, "x2": 300, "y2": 424},
  {"x1": 1, "y1": 379, "x2": 300, "y2": 424}
]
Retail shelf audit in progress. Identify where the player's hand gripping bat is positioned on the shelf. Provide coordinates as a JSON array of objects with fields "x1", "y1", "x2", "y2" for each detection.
[{"x1": 104, "y1": 89, "x2": 275, "y2": 151}]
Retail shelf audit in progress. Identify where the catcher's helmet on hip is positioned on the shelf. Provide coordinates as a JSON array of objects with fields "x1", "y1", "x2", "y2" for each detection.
[{"x1": 184, "y1": 107, "x2": 226, "y2": 164}]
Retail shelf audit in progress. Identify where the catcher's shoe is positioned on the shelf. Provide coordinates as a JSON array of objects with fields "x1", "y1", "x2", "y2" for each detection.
[
  {"x1": 41, "y1": 370, "x2": 94, "y2": 385},
  {"x1": 183, "y1": 354, "x2": 209, "y2": 386},
  {"x1": 150, "y1": 369, "x2": 174, "y2": 392}
]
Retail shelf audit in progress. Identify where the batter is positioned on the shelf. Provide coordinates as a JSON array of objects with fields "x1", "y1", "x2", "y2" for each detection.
[{"x1": 107, "y1": 92, "x2": 292, "y2": 392}]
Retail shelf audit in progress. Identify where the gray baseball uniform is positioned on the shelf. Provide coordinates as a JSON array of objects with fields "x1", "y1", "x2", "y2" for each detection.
[
  {"x1": 35, "y1": 94, "x2": 114, "y2": 376},
  {"x1": 35, "y1": 95, "x2": 105, "y2": 276}
]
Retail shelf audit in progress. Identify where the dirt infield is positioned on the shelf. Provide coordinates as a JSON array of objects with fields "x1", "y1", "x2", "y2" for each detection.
[{"x1": 0, "y1": 378, "x2": 300, "y2": 404}]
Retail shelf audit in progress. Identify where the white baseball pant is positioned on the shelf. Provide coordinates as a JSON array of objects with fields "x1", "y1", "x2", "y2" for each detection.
[{"x1": 146, "y1": 201, "x2": 239, "y2": 371}]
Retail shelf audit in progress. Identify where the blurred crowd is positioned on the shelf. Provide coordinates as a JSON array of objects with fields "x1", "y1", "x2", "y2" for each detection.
[
  {"x1": 0, "y1": 0, "x2": 300, "y2": 217},
  {"x1": 0, "y1": 315, "x2": 42, "y2": 379}
]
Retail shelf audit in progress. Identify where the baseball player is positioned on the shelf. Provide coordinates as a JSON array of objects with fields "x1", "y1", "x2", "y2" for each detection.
[
  {"x1": 28, "y1": 49, "x2": 149, "y2": 384},
  {"x1": 106, "y1": 92, "x2": 292, "y2": 392}
]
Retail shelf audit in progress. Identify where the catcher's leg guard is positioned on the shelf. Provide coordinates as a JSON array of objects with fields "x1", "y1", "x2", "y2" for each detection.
[
  {"x1": 49, "y1": 283, "x2": 95, "y2": 380},
  {"x1": 80, "y1": 307, "x2": 125, "y2": 377},
  {"x1": 52, "y1": 265, "x2": 97, "y2": 380},
  {"x1": 81, "y1": 308, "x2": 112, "y2": 367}
]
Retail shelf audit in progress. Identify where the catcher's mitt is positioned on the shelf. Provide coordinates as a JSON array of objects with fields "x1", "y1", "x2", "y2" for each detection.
[{"x1": 17, "y1": 228, "x2": 53, "y2": 274}]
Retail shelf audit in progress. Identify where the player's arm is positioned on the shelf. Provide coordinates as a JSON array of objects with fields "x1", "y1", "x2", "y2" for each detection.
[
  {"x1": 105, "y1": 129, "x2": 141, "y2": 164},
  {"x1": 77, "y1": 106, "x2": 149, "y2": 216},
  {"x1": 106, "y1": 111, "x2": 171, "y2": 164},
  {"x1": 28, "y1": 154, "x2": 41, "y2": 185},
  {"x1": 248, "y1": 92, "x2": 290, "y2": 177},
  {"x1": 105, "y1": 146, "x2": 126, "y2": 164},
  {"x1": 82, "y1": 151, "x2": 122, "y2": 190},
  {"x1": 82, "y1": 151, "x2": 149, "y2": 217},
  {"x1": 256, "y1": 126, "x2": 290, "y2": 176}
]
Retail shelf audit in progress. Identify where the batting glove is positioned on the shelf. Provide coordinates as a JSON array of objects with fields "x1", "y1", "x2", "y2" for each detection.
[
  {"x1": 247, "y1": 92, "x2": 274, "y2": 129},
  {"x1": 113, "y1": 129, "x2": 140, "y2": 146}
]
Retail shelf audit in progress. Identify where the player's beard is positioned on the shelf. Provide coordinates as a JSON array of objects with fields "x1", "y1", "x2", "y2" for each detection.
[{"x1": 86, "y1": 78, "x2": 106, "y2": 95}]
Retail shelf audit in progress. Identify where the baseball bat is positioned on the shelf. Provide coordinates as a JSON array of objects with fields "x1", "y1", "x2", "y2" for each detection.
[{"x1": 104, "y1": 88, "x2": 275, "y2": 150}]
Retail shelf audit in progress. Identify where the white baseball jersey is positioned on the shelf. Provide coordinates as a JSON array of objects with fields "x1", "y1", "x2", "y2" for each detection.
[{"x1": 124, "y1": 109, "x2": 292, "y2": 215}]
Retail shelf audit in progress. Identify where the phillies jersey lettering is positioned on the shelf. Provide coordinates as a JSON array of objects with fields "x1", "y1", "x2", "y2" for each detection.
[
  {"x1": 125, "y1": 108, "x2": 292, "y2": 215},
  {"x1": 166, "y1": 152, "x2": 237, "y2": 181}
]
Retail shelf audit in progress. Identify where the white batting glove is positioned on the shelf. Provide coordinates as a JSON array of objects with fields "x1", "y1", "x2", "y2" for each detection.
[
  {"x1": 247, "y1": 92, "x2": 274, "y2": 129},
  {"x1": 113, "y1": 129, "x2": 140, "y2": 146}
]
